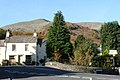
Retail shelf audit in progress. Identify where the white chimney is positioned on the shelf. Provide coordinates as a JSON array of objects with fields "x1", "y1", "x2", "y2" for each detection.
[
  {"x1": 33, "y1": 30, "x2": 37, "y2": 38},
  {"x1": 6, "y1": 30, "x2": 10, "y2": 38}
]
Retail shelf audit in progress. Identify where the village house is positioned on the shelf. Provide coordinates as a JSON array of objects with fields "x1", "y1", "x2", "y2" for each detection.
[{"x1": 0, "y1": 31, "x2": 46, "y2": 65}]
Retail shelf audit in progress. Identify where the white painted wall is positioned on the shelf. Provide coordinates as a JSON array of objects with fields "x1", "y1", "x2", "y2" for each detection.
[
  {"x1": 5, "y1": 43, "x2": 36, "y2": 63},
  {"x1": 0, "y1": 40, "x2": 47, "y2": 64},
  {"x1": 0, "y1": 47, "x2": 5, "y2": 65}
]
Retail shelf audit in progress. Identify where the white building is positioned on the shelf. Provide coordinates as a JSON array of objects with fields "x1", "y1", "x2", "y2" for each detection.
[{"x1": 0, "y1": 31, "x2": 46, "y2": 65}]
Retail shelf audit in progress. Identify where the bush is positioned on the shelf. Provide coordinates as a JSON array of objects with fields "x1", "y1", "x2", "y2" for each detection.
[
  {"x1": 10, "y1": 62, "x2": 18, "y2": 66},
  {"x1": 31, "y1": 61, "x2": 35, "y2": 65},
  {"x1": 92, "y1": 55, "x2": 113, "y2": 68},
  {"x1": 2, "y1": 59, "x2": 10, "y2": 66}
]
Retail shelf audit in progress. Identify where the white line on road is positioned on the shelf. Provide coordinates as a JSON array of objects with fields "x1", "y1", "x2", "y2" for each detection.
[
  {"x1": 69, "y1": 76, "x2": 80, "y2": 78},
  {"x1": 55, "y1": 75, "x2": 80, "y2": 79},
  {"x1": 96, "y1": 77, "x2": 120, "y2": 80},
  {"x1": 96, "y1": 77, "x2": 107, "y2": 80},
  {"x1": 82, "y1": 77, "x2": 92, "y2": 80},
  {"x1": 55, "y1": 75, "x2": 69, "y2": 78}
]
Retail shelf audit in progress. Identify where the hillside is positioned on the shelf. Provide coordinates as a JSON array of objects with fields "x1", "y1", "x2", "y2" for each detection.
[
  {"x1": 2, "y1": 19, "x2": 102, "y2": 44},
  {"x1": 76, "y1": 22, "x2": 103, "y2": 30},
  {"x1": 2, "y1": 19, "x2": 50, "y2": 32}
]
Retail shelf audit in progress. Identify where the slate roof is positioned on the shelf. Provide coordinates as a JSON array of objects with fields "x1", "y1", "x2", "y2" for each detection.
[{"x1": 5, "y1": 35, "x2": 36, "y2": 43}]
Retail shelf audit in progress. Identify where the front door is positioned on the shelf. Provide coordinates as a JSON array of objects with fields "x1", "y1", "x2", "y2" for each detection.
[
  {"x1": 25, "y1": 55, "x2": 31, "y2": 64},
  {"x1": 18, "y1": 55, "x2": 22, "y2": 63}
]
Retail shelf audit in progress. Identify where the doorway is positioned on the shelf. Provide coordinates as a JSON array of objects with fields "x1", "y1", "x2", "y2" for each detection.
[
  {"x1": 25, "y1": 55, "x2": 31, "y2": 64},
  {"x1": 18, "y1": 55, "x2": 22, "y2": 63}
]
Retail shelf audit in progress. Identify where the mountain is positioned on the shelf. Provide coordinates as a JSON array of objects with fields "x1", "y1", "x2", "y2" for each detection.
[
  {"x1": 2, "y1": 19, "x2": 50, "y2": 32},
  {"x1": 76, "y1": 22, "x2": 103, "y2": 30},
  {"x1": 2, "y1": 19, "x2": 103, "y2": 32},
  {"x1": 2, "y1": 19, "x2": 103, "y2": 44}
]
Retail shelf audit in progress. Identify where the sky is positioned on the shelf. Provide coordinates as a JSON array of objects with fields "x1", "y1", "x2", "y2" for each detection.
[{"x1": 0, "y1": 0, "x2": 120, "y2": 26}]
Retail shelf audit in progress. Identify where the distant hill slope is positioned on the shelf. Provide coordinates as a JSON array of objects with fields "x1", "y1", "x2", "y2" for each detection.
[
  {"x1": 2, "y1": 19, "x2": 103, "y2": 44},
  {"x1": 2, "y1": 19, "x2": 103, "y2": 32},
  {"x1": 2, "y1": 19, "x2": 50, "y2": 32},
  {"x1": 76, "y1": 22, "x2": 103, "y2": 30}
]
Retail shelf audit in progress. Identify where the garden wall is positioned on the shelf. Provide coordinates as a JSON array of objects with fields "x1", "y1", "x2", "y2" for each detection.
[{"x1": 45, "y1": 62, "x2": 119, "y2": 75}]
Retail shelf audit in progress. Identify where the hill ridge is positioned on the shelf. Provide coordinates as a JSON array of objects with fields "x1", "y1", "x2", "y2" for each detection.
[
  {"x1": 2, "y1": 19, "x2": 51, "y2": 32},
  {"x1": 2, "y1": 19, "x2": 103, "y2": 31},
  {"x1": 1, "y1": 19, "x2": 102, "y2": 44}
]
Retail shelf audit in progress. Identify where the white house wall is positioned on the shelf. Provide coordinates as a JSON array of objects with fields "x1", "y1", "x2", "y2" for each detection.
[
  {"x1": 5, "y1": 43, "x2": 36, "y2": 63},
  {"x1": 0, "y1": 40, "x2": 47, "y2": 64},
  {"x1": 0, "y1": 47, "x2": 5, "y2": 65}
]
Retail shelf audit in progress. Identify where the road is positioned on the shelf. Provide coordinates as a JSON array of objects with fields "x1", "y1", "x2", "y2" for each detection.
[{"x1": 0, "y1": 66, "x2": 120, "y2": 80}]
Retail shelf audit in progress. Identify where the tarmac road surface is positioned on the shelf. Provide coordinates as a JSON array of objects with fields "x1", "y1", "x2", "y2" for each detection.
[{"x1": 0, "y1": 66, "x2": 120, "y2": 80}]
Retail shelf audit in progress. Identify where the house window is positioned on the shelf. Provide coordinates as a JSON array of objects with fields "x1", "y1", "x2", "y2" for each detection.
[
  {"x1": 12, "y1": 44, "x2": 16, "y2": 51},
  {"x1": 26, "y1": 55, "x2": 31, "y2": 63},
  {"x1": 9, "y1": 55, "x2": 15, "y2": 60},
  {"x1": 25, "y1": 44, "x2": 29, "y2": 51}
]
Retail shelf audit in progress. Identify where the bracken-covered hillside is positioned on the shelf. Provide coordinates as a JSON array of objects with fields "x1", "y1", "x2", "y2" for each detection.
[{"x1": 2, "y1": 19, "x2": 103, "y2": 44}]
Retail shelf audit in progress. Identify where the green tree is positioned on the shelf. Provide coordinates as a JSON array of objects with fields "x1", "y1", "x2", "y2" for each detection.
[
  {"x1": 53, "y1": 11, "x2": 65, "y2": 26},
  {"x1": 0, "y1": 28, "x2": 6, "y2": 39},
  {"x1": 100, "y1": 21, "x2": 120, "y2": 53},
  {"x1": 75, "y1": 35, "x2": 85, "y2": 48},
  {"x1": 73, "y1": 35, "x2": 98, "y2": 66},
  {"x1": 46, "y1": 11, "x2": 73, "y2": 61}
]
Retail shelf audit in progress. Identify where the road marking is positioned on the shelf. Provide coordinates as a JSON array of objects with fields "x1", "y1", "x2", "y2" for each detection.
[
  {"x1": 69, "y1": 76, "x2": 80, "y2": 78},
  {"x1": 82, "y1": 77, "x2": 92, "y2": 80},
  {"x1": 96, "y1": 77, "x2": 120, "y2": 80},
  {"x1": 96, "y1": 77, "x2": 107, "y2": 80},
  {"x1": 55, "y1": 75, "x2": 80, "y2": 79},
  {"x1": 56, "y1": 75, "x2": 69, "y2": 78}
]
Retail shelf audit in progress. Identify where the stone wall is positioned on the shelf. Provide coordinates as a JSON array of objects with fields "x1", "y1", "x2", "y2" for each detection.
[
  {"x1": 45, "y1": 62, "x2": 119, "y2": 75},
  {"x1": 45, "y1": 62, "x2": 98, "y2": 73}
]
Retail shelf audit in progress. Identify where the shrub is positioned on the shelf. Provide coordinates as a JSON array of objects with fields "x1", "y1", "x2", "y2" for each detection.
[
  {"x1": 92, "y1": 55, "x2": 113, "y2": 68},
  {"x1": 2, "y1": 59, "x2": 10, "y2": 66}
]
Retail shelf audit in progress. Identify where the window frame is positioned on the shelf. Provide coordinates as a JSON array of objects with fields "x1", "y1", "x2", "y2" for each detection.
[
  {"x1": 9, "y1": 55, "x2": 15, "y2": 60},
  {"x1": 25, "y1": 44, "x2": 29, "y2": 51},
  {"x1": 12, "y1": 44, "x2": 16, "y2": 51}
]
